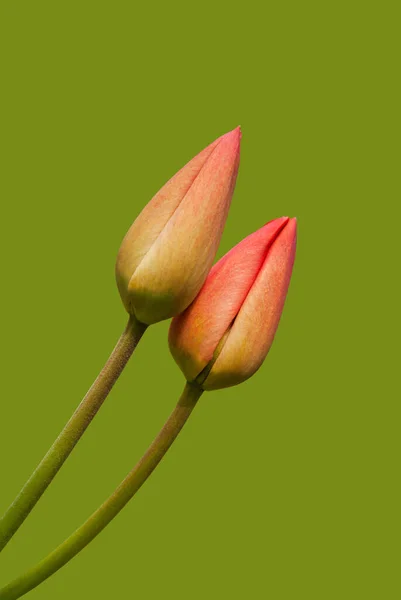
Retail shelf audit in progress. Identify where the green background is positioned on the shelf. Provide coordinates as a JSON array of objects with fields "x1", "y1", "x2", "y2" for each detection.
[{"x1": 0, "y1": 2, "x2": 398, "y2": 598}]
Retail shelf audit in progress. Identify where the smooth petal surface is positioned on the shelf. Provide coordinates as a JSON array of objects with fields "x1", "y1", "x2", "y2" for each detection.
[
  {"x1": 115, "y1": 133, "x2": 223, "y2": 312},
  {"x1": 130, "y1": 128, "x2": 241, "y2": 323},
  {"x1": 204, "y1": 218, "x2": 297, "y2": 389},
  {"x1": 169, "y1": 217, "x2": 289, "y2": 381}
]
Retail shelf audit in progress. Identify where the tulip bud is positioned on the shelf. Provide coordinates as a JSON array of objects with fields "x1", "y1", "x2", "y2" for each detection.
[
  {"x1": 116, "y1": 128, "x2": 241, "y2": 324},
  {"x1": 169, "y1": 217, "x2": 297, "y2": 390}
]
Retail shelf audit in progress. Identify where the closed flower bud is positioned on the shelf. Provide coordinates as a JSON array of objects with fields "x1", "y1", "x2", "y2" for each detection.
[
  {"x1": 169, "y1": 217, "x2": 297, "y2": 390},
  {"x1": 116, "y1": 128, "x2": 241, "y2": 324}
]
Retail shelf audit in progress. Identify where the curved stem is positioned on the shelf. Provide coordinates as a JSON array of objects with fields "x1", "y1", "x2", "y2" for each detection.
[
  {"x1": 0, "y1": 382, "x2": 202, "y2": 600},
  {"x1": 0, "y1": 315, "x2": 147, "y2": 554}
]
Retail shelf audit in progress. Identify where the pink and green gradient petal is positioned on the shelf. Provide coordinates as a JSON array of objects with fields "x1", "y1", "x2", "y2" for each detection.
[
  {"x1": 205, "y1": 218, "x2": 297, "y2": 389},
  {"x1": 169, "y1": 217, "x2": 289, "y2": 381},
  {"x1": 116, "y1": 128, "x2": 241, "y2": 324},
  {"x1": 169, "y1": 217, "x2": 297, "y2": 389}
]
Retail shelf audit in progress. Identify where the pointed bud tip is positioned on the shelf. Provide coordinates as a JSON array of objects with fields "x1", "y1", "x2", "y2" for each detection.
[
  {"x1": 212, "y1": 127, "x2": 241, "y2": 162},
  {"x1": 220, "y1": 126, "x2": 242, "y2": 143},
  {"x1": 261, "y1": 216, "x2": 289, "y2": 231},
  {"x1": 279, "y1": 216, "x2": 297, "y2": 235},
  {"x1": 279, "y1": 216, "x2": 297, "y2": 229},
  {"x1": 258, "y1": 216, "x2": 296, "y2": 244},
  {"x1": 280, "y1": 217, "x2": 297, "y2": 245},
  {"x1": 233, "y1": 126, "x2": 242, "y2": 141}
]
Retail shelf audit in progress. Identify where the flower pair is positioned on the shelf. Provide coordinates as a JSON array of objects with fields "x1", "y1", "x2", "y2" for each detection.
[
  {"x1": 116, "y1": 128, "x2": 297, "y2": 389},
  {"x1": 0, "y1": 129, "x2": 297, "y2": 598}
]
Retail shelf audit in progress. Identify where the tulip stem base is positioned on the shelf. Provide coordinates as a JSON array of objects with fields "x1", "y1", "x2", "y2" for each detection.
[
  {"x1": 0, "y1": 382, "x2": 202, "y2": 600},
  {"x1": 0, "y1": 314, "x2": 147, "y2": 554}
]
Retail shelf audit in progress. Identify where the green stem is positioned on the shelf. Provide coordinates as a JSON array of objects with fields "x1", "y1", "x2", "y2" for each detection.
[
  {"x1": 0, "y1": 382, "x2": 202, "y2": 600},
  {"x1": 0, "y1": 315, "x2": 147, "y2": 554}
]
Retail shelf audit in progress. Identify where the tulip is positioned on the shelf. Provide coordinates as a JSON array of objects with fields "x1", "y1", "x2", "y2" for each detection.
[
  {"x1": 169, "y1": 217, "x2": 297, "y2": 389},
  {"x1": 116, "y1": 127, "x2": 241, "y2": 325}
]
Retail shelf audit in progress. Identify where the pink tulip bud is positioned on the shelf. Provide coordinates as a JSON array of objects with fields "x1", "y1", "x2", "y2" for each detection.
[
  {"x1": 116, "y1": 128, "x2": 241, "y2": 324},
  {"x1": 169, "y1": 217, "x2": 297, "y2": 390}
]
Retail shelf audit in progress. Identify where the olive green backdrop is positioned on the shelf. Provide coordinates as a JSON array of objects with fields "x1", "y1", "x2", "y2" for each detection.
[{"x1": 0, "y1": 2, "x2": 398, "y2": 599}]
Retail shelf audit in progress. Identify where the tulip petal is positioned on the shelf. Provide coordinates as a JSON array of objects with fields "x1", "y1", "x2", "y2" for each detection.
[
  {"x1": 204, "y1": 218, "x2": 297, "y2": 390},
  {"x1": 131, "y1": 127, "x2": 241, "y2": 323},
  {"x1": 116, "y1": 132, "x2": 224, "y2": 312},
  {"x1": 169, "y1": 217, "x2": 289, "y2": 381}
]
